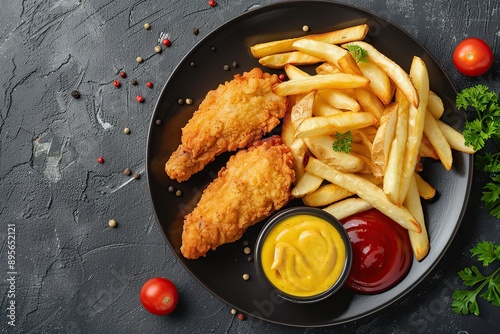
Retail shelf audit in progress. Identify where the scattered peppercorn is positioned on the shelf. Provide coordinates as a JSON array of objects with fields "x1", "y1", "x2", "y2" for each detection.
[
  {"x1": 119, "y1": 71, "x2": 127, "y2": 78},
  {"x1": 131, "y1": 79, "x2": 138, "y2": 85},
  {"x1": 232, "y1": 61, "x2": 239, "y2": 68},
  {"x1": 243, "y1": 247, "x2": 251, "y2": 255},
  {"x1": 162, "y1": 38, "x2": 171, "y2": 47},
  {"x1": 175, "y1": 189, "x2": 182, "y2": 196},
  {"x1": 190, "y1": 61, "x2": 195, "y2": 67},
  {"x1": 154, "y1": 45, "x2": 162, "y2": 53},
  {"x1": 279, "y1": 73, "x2": 286, "y2": 81},
  {"x1": 192, "y1": 28, "x2": 199, "y2": 35},
  {"x1": 123, "y1": 127, "x2": 130, "y2": 134},
  {"x1": 108, "y1": 219, "x2": 117, "y2": 228},
  {"x1": 210, "y1": 46, "x2": 216, "y2": 52},
  {"x1": 247, "y1": 256, "x2": 253, "y2": 262},
  {"x1": 97, "y1": 157, "x2": 104, "y2": 164},
  {"x1": 230, "y1": 309, "x2": 237, "y2": 315},
  {"x1": 146, "y1": 82, "x2": 153, "y2": 89},
  {"x1": 185, "y1": 98, "x2": 193, "y2": 105},
  {"x1": 144, "y1": 22, "x2": 151, "y2": 30},
  {"x1": 177, "y1": 98, "x2": 184, "y2": 105},
  {"x1": 133, "y1": 172, "x2": 140, "y2": 179},
  {"x1": 302, "y1": 25, "x2": 310, "y2": 32},
  {"x1": 168, "y1": 185, "x2": 174, "y2": 192},
  {"x1": 136, "y1": 56, "x2": 143, "y2": 63},
  {"x1": 155, "y1": 119, "x2": 162, "y2": 125},
  {"x1": 113, "y1": 80, "x2": 121, "y2": 88},
  {"x1": 237, "y1": 313, "x2": 245, "y2": 321},
  {"x1": 123, "y1": 168, "x2": 132, "y2": 175},
  {"x1": 208, "y1": 0, "x2": 217, "y2": 7},
  {"x1": 71, "y1": 90, "x2": 81, "y2": 99},
  {"x1": 223, "y1": 64, "x2": 230, "y2": 71},
  {"x1": 136, "y1": 95, "x2": 144, "y2": 103},
  {"x1": 242, "y1": 273, "x2": 250, "y2": 281},
  {"x1": 242, "y1": 240, "x2": 249, "y2": 246}
]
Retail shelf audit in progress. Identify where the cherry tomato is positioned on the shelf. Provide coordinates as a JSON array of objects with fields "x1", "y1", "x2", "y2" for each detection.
[
  {"x1": 140, "y1": 277, "x2": 178, "y2": 315},
  {"x1": 452, "y1": 38, "x2": 493, "y2": 76}
]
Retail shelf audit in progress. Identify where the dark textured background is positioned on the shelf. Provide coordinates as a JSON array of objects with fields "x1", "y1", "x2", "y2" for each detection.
[{"x1": 0, "y1": 0, "x2": 499, "y2": 333}]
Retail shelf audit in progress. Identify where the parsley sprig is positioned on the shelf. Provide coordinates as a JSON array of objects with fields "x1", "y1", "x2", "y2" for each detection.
[
  {"x1": 456, "y1": 85, "x2": 500, "y2": 218},
  {"x1": 452, "y1": 241, "x2": 500, "y2": 316},
  {"x1": 332, "y1": 131, "x2": 352, "y2": 153},
  {"x1": 346, "y1": 45, "x2": 368, "y2": 63}
]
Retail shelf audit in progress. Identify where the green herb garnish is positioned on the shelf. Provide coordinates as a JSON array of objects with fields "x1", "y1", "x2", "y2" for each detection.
[
  {"x1": 332, "y1": 131, "x2": 352, "y2": 153},
  {"x1": 451, "y1": 241, "x2": 500, "y2": 316},
  {"x1": 456, "y1": 84, "x2": 500, "y2": 218},
  {"x1": 346, "y1": 45, "x2": 368, "y2": 63}
]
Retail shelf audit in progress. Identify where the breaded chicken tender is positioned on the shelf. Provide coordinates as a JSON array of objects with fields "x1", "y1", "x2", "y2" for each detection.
[
  {"x1": 181, "y1": 136, "x2": 295, "y2": 259},
  {"x1": 165, "y1": 68, "x2": 288, "y2": 182}
]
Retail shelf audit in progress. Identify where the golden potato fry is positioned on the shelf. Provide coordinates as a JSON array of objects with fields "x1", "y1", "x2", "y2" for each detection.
[
  {"x1": 323, "y1": 197, "x2": 373, "y2": 220},
  {"x1": 383, "y1": 91, "x2": 409, "y2": 204},
  {"x1": 372, "y1": 102, "x2": 398, "y2": 177},
  {"x1": 288, "y1": 138, "x2": 309, "y2": 184},
  {"x1": 405, "y1": 174, "x2": 430, "y2": 261},
  {"x1": 303, "y1": 136, "x2": 368, "y2": 173},
  {"x1": 312, "y1": 96, "x2": 343, "y2": 116},
  {"x1": 291, "y1": 171, "x2": 323, "y2": 198},
  {"x1": 415, "y1": 173, "x2": 436, "y2": 200},
  {"x1": 306, "y1": 157, "x2": 421, "y2": 232},
  {"x1": 258, "y1": 51, "x2": 323, "y2": 69},
  {"x1": 284, "y1": 64, "x2": 310, "y2": 79},
  {"x1": 295, "y1": 111, "x2": 376, "y2": 138},
  {"x1": 419, "y1": 134, "x2": 439, "y2": 160},
  {"x1": 350, "y1": 142, "x2": 371, "y2": 159},
  {"x1": 354, "y1": 87, "x2": 385, "y2": 122},
  {"x1": 273, "y1": 73, "x2": 370, "y2": 96},
  {"x1": 291, "y1": 90, "x2": 316, "y2": 129},
  {"x1": 315, "y1": 62, "x2": 340, "y2": 74},
  {"x1": 358, "y1": 61, "x2": 393, "y2": 105},
  {"x1": 437, "y1": 119, "x2": 475, "y2": 154},
  {"x1": 280, "y1": 101, "x2": 296, "y2": 147},
  {"x1": 337, "y1": 51, "x2": 363, "y2": 75},
  {"x1": 302, "y1": 183, "x2": 354, "y2": 207},
  {"x1": 342, "y1": 41, "x2": 419, "y2": 108},
  {"x1": 292, "y1": 39, "x2": 348, "y2": 67},
  {"x1": 427, "y1": 90, "x2": 445, "y2": 119},
  {"x1": 397, "y1": 56, "x2": 429, "y2": 206},
  {"x1": 250, "y1": 24, "x2": 369, "y2": 58},
  {"x1": 424, "y1": 110, "x2": 453, "y2": 170},
  {"x1": 318, "y1": 89, "x2": 361, "y2": 111}
]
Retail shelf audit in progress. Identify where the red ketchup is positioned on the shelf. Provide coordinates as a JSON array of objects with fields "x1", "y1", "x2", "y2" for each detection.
[{"x1": 341, "y1": 209, "x2": 413, "y2": 294}]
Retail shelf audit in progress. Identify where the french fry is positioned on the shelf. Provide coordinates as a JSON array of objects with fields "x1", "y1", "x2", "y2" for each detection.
[
  {"x1": 292, "y1": 39, "x2": 348, "y2": 68},
  {"x1": 372, "y1": 102, "x2": 398, "y2": 177},
  {"x1": 302, "y1": 183, "x2": 354, "y2": 207},
  {"x1": 284, "y1": 64, "x2": 310, "y2": 79},
  {"x1": 290, "y1": 90, "x2": 315, "y2": 129},
  {"x1": 312, "y1": 96, "x2": 343, "y2": 116},
  {"x1": 397, "y1": 56, "x2": 429, "y2": 206},
  {"x1": 415, "y1": 173, "x2": 436, "y2": 199},
  {"x1": 315, "y1": 62, "x2": 340, "y2": 74},
  {"x1": 258, "y1": 51, "x2": 323, "y2": 69},
  {"x1": 288, "y1": 138, "x2": 309, "y2": 184},
  {"x1": 323, "y1": 197, "x2": 373, "y2": 220},
  {"x1": 405, "y1": 174, "x2": 430, "y2": 261},
  {"x1": 419, "y1": 134, "x2": 439, "y2": 159},
  {"x1": 295, "y1": 111, "x2": 376, "y2": 138},
  {"x1": 354, "y1": 87, "x2": 385, "y2": 122},
  {"x1": 306, "y1": 157, "x2": 421, "y2": 232},
  {"x1": 437, "y1": 119, "x2": 475, "y2": 154},
  {"x1": 342, "y1": 41, "x2": 419, "y2": 108},
  {"x1": 318, "y1": 89, "x2": 361, "y2": 111},
  {"x1": 303, "y1": 136, "x2": 368, "y2": 173},
  {"x1": 384, "y1": 91, "x2": 410, "y2": 203},
  {"x1": 358, "y1": 61, "x2": 393, "y2": 104},
  {"x1": 424, "y1": 110, "x2": 453, "y2": 170},
  {"x1": 427, "y1": 90, "x2": 445, "y2": 119},
  {"x1": 337, "y1": 51, "x2": 363, "y2": 75},
  {"x1": 280, "y1": 102, "x2": 296, "y2": 147},
  {"x1": 273, "y1": 73, "x2": 370, "y2": 96},
  {"x1": 291, "y1": 171, "x2": 323, "y2": 198},
  {"x1": 250, "y1": 24, "x2": 369, "y2": 58}
]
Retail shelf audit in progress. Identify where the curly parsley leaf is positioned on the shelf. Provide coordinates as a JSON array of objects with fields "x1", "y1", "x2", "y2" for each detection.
[
  {"x1": 346, "y1": 45, "x2": 368, "y2": 63},
  {"x1": 332, "y1": 131, "x2": 352, "y2": 153},
  {"x1": 452, "y1": 241, "x2": 500, "y2": 316}
]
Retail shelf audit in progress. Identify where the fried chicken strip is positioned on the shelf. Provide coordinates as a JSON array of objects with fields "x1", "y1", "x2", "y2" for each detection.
[
  {"x1": 181, "y1": 136, "x2": 295, "y2": 259},
  {"x1": 165, "y1": 68, "x2": 288, "y2": 182}
]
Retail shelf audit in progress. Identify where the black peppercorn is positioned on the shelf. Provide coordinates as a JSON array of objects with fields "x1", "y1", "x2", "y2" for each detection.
[
  {"x1": 192, "y1": 28, "x2": 199, "y2": 35},
  {"x1": 71, "y1": 90, "x2": 81, "y2": 99}
]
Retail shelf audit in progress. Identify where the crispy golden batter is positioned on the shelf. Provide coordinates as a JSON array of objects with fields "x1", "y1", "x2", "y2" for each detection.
[
  {"x1": 181, "y1": 136, "x2": 295, "y2": 259},
  {"x1": 165, "y1": 68, "x2": 287, "y2": 182}
]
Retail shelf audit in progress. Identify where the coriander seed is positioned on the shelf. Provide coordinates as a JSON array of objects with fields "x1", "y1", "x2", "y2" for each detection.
[
  {"x1": 108, "y1": 219, "x2": 117, "y2": 228},
  {"x1": 242, "y1": 273, "x2": 250, "y2": 281}
]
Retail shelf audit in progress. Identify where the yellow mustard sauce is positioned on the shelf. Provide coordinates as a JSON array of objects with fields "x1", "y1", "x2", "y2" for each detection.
[{"x1": 261, "y1": 214, "x2": 346, "y2": 297}]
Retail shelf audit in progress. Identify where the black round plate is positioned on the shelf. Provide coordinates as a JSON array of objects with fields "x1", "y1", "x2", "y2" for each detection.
[{"x1": 146, "y1": 0, "x2": 473, "y2": 327}]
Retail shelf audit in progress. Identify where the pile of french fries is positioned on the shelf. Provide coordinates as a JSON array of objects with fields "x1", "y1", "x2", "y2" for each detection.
[{"x1": 250, "y1": 24, "x2": 475, "y2": 261}]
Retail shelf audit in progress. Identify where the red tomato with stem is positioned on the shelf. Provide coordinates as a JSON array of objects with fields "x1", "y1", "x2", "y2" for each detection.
[
  {"x1": 140, "y1": 277, "x2": 178, "y2": 315},
  {"x1": 452, "y1": 38, "x2": 493, "y2": 76}
]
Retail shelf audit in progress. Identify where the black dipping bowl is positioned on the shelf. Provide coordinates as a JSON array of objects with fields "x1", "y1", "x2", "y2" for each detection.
[{"x1": 254, "y1": 207, "x2": 352, "y2": 303}]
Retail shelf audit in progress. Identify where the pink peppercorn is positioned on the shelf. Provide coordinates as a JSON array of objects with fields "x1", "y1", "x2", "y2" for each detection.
[
  {"x1": 97, "y1": 157, "x2": 104, "y2": 164},
  {"x1": 113, "y1": 80, "x2": 121, "y2": 88},
  {"x1": 136, "y1": 95, "x2": 144, "y2": 103},
  {"x1": 162, "y1": 38, "x2": 171, "y2": 47},
  {"x1": 119, "y1": 71, "x2": 127, "y2": 78},
  {"x1": 146, "y1": 82, "x2": 153, "y2": 89},
  {"x1": 237, "y1": 313, "x2": 245, "y2": 321},
  {"x1": 279, "y1": 74, "x2": 286, "y2": 81},
  {"x1": 208, "y1": 0, "x2": 217, "y2": 7}
]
